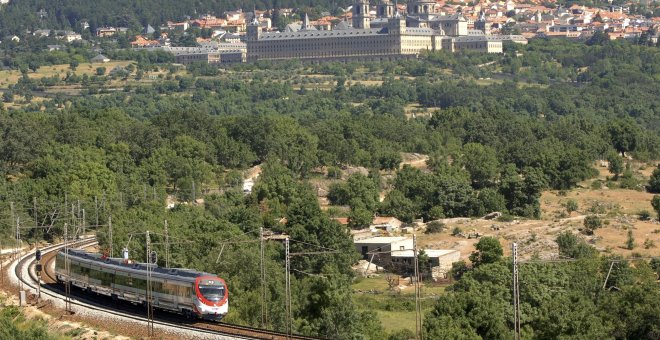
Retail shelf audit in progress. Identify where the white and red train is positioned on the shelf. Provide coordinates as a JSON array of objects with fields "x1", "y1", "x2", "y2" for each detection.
[{"x1": 55, "y1": 249, "x2": 228, "y2": 321}]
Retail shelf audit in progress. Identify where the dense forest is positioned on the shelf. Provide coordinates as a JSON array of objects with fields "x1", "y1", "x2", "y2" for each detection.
[
  {"x1": 0, "y1": 38, "x2": 658, "y2": 338},
  {"x1": 0, "y1": 0, "x2": 353, "y2": 35}
]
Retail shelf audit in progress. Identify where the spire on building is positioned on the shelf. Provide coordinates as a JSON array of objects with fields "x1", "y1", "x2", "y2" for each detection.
[
  {"x1": 394, "y1": 0, "x2": 402, "y2": 18},
  {"x1": 251, "y1": 8, "x2": 260, "y2": 25},
  {"x1": 303, "y1": 13, "x2": 310, "y2": 29}
]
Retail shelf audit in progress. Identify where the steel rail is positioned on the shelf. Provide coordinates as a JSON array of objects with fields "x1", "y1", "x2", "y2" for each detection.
[{"x1": 16, "y1": 238, "x2": 320, "y2": 340}]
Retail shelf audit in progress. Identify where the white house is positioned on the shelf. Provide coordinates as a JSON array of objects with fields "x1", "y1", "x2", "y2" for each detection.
[{"x1": 370, "y1": 216, "x2": 403, "y2": 233}]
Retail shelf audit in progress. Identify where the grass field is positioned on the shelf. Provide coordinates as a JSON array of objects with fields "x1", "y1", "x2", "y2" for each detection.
[
  {"x1": 0, "y1": 61, "x2": 135, "y2": 86},
  {"x1": 352, "y1": 276, "x2": 447, "y2": 334}
]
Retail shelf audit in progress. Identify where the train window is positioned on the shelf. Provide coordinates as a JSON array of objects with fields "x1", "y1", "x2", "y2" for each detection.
[
  {"x1": 162, "y1": 282, "x2": 178, "y2": 295},
  {"x1": 198, "y1": 284, "x2": 225, "y2": 302},
  {"x1": 152, "y1": 281, "x2": 163, "y2": 293},
  {"x1": 56, "y1": 255, "x2": 64, "y2": 270},
  {"x1": 179, "y1": 286, "x2": 191, "y2": 298}
]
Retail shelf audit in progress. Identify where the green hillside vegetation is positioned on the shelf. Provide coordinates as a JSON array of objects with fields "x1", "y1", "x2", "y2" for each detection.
[
  {"x1": 0, "y1": 0, "x2": 353, "y2": 36},
  {"x1": 0, "y1": 302, "x2": 59, "y2": 340},
  {"x1": 0, "y1": 38, "x2": 658, "y2": 338}
]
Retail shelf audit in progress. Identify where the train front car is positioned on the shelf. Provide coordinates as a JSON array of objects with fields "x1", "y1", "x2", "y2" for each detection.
[{"x1": 193, "y1": 276, "x2": 228, "y2": 321}]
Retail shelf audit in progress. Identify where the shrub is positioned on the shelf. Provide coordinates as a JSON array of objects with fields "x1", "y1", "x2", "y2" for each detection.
[
  {"x1": 626, "y1": 229, "x2": 635, "y2": 250},
  {"x1": 565, "y1": 199, "x2": 578, "y2": 214},
  {"x1": 644, "y1": 238, "x2": 655, "y2": 249},
  {"x1": 327, "y1": 166, "x2": 342, "y2": 179},
  {"x1": 591, "y1": 181, "x2": 602, "y2": 190},
  {"x1": 639, "y1": 210, "x2": 651, "y2": 221},
  {"x1": 452, "y1": 226, "x2": 463, "y2": 236},
  {"x1": 652, "y1": 195, "x2": 660, "y2": 218},
  {"x1": 497, "y1": 214, "x2": 514, "y2": 222},
  {"x1": 583, "y1": 215, "x2": 602, "y2": 235},
  {"x1": 425, "y1": 221, "x2": 445, "y2": 234}
]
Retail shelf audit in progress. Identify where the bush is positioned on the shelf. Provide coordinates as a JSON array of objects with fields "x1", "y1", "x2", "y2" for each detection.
[
  {"x1": 327, "y1": 166, "x2": 342, "y2": 179},
  {"x1": 425, "y1": 221, "x2": 445, "y2": 234},
  {"x1": 626, "y1": 229, "x2": 635, "y2": 250},
  {"x1": 652, "y1": 195, "x2": 660, "y2": 218},
  {"x1": 644, "y1": 238, "x2": 655, "y2": 249},
  {"x1": 497, "y1": 214, "x2": 514, "y2": 222},
  {"x1": 591, "y1": 180, "x2": 603, "y2": 189},
  {"x1": 452, "y1": 226, "x2": 463, "y2": 236},
  {"x1": 583, "y1": 215, "x2": 602, "y2": 235},
  {"x1": 639, "y1": 210, "x2": 651, "y2": 221},
  {"x1": 565, "y1": 199, "x2": 578, "y2": 214},
  {"x1": 648, "y1": 166, "x2": 660, "y2": 193}
]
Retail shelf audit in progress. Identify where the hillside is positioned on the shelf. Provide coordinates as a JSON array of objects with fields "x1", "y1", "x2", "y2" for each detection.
[{"x1": 0, "y1": 0, "x2": 352, "y2": 35}]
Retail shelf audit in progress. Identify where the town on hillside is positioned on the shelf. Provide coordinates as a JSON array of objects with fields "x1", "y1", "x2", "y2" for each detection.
[{"x1": 2, "y1": 0, "x2": 658, "y2": 64}]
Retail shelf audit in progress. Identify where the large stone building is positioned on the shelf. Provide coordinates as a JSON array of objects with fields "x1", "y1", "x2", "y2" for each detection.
[{"x1": 246, "y1": 0, "x2": 526, "y2": 62}]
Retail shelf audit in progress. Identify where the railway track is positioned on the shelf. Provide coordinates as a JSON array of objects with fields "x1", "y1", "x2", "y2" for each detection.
[{"x1": 14, "y1": 238, "x2": 320, "y2": 340}]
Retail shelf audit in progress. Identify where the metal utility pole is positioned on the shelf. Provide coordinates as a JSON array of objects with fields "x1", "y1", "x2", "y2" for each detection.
[
  {"x1": 512, "y1": 243, "x2": 521, "y2": 340},
  {"x1": 34, "y1": 197, "x2": 41, "y2": 304},
  {"x1": 285, "y1": 237, "x2": 291, "y2": 339},
  {"x1": 603, "y1": 261, "x2": 615, "y2": 290},
  {"x1": 16, "y1": 217, "x2": 22, "y2": 293},
  {"x1": 82, "y1": 209, "x2": 86, "y2": 236},
  {"x1": 32, "y1": 197, "x2": 39, "y2": 231},
  {"x1": 260, "y1": 227, "x2": 266, "y2": 327},
  {"x1": 191, "y1": 180, "x2": 196, "y2": 203},
  {"x1": 10, "y1": 202, "x2": 15, "y2": 260},
  {"x1": 145, "y1": 231, "x2": 155, "y2": 337},
  {"x1": 77, "y1": 200, "x2": 81, "y2": 237},
  {"x1": 64, "y1": 223, "x2": 71, "y2": 313},
  {"x1": 95, "y1": 196, "x2": 99, "y2": 228},
  {"x1": 108, "y1": 215, "x2": 113, "y2": 258},
  {"x1": 164, "y1": 220, "x2": 169, "y2": 268},
  {"x1": 70, "y1": 204, "x2": 75, "y2": 240},
  {"x1": 413, "y1": 234, "x2": 422, "y2": 340}
]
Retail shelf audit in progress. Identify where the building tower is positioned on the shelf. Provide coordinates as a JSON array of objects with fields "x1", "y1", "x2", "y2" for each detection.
[
  {"x1": 246, "y1": 10, "x2": 261, "y2": 41},
  {"x1": 407, "y1": 0, "x2": 435, "y2": 20},
  {"x1": 352, "y1": 0, "x2": 371, "y2": 29},
  {"x1": 474, "y1": 10, "x2": 492, "y2": 34},
  {"x1": 302, "y1": 13, "x2": 312, "y2": 30},
  {"x1": 388, "y1": 4, "x2": 406, "y2": 35},
  {"x1": 377, "y1": 0, "x2": 395, "y2": 18}
]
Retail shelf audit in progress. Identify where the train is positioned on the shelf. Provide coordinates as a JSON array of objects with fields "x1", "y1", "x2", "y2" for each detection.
[{"x1": 54, "y1": 249, "x2": 228, "y2": 321}]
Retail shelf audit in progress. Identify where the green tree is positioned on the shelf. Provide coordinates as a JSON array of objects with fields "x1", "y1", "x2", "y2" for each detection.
[
  {"x1": 379, "y1": 189, "x2": 417, "y2": 223},
  {"x1": 651, "y1": 195, "x2": 660, "y2": 219},
  {"x1": 607, "y1": 152, "x2": 624, "y2": 180},
  {"x1": 468, "y1": 237, "x2": 503, "y2": 266},
  {"x1": 626, "y1": 229, "x2": 635, "y2": 250},
  {"x1": 2, "y1": 91, "x2": 14, "y2": 103},
  {"x1": 328, "y1": 173, "x2": 379, "y2": 212},
  {"x1": 462, "y1": 142, "x2": 498, "y2": 188},
  {"x1": 556, "y1": 231, "x2": 598, "y2": 259},
  {"x1": 348, "y1": 205, "x2": 373, "y2": 229},
  {"x1": 608, "y1": 119, "x2": 639, "y2": 156},
  {"x1": 648, "y1": 166, "x2": 660, "y2": 193},
  {"x1": 583, "y1": 215, "x2": 602, "y2": 235}
]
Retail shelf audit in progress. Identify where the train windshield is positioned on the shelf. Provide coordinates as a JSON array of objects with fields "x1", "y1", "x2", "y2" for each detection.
[{"x1": 198, "y1": 284, "x2": 225, "y2": 302}]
